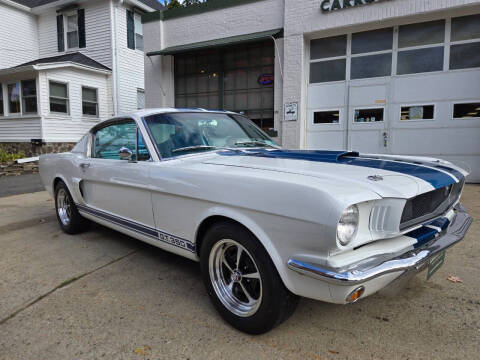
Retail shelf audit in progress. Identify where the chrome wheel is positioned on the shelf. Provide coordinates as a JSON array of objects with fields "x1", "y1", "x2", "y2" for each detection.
[
  {"x1": 209, "y1": 239, "x2": 262, "y2": 317},
  {"x1": 56, "y1": 188, "x2": 72, "y2": 226}
]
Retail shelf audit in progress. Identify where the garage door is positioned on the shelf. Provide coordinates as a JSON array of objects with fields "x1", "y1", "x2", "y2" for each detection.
[{"x1": 306, "y1": 16, "x2": 480, "y2": 182}]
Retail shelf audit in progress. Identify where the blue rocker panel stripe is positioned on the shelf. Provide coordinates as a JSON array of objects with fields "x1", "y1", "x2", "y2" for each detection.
[
  {"x1": 218, "y1": 149, "x2": 460, "y2": 189},
  {"x1": 76, "y1": 204, "x2": 195, "y2": 252}
]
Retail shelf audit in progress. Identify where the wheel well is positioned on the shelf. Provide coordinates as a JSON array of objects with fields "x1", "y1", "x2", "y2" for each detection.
[
  {"x1": 195, "y1": 215, "x2": 251, "y2": 256},
  {"x1": 53, "y1": 177, "x2": 64, "y2": 192}
]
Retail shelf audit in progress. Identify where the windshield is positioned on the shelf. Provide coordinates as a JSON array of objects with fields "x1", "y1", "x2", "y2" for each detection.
[{"x1": 144, "y1": 112, "x2": 278, "y2": 159}]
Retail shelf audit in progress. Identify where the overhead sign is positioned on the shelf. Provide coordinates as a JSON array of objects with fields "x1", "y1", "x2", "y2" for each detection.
[
  {"x1": 258, "y1": 74, "x2": 274, "y2": 85},
  {"x1": 284, "y1": 102, "x2": 298, "y2": 121},
  {"x1": 321, "y1": 0, "x2": 391, "y2": 13}
]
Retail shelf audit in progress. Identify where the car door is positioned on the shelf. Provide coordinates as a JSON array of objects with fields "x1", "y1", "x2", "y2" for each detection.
[{"x1": 78, "y1": 119, "x2": 156, "y2": 230}]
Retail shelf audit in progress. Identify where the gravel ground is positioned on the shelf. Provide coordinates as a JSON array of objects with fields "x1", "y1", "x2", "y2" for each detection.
[{"x1": 0, "y1": 186, "x2": 478, "y2": 360}]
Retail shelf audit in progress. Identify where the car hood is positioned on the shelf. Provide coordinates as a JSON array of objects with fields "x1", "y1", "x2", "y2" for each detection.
[{"x1": 199, "y1": 149, "x2": 465, "y2": 199}]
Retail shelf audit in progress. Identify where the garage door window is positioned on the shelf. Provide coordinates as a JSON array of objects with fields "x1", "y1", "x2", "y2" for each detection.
[
  {"x1": 400, "y1": 105, "x2": 434, "y2": 120},
  {"x1": 354, "y1": 108, "x2": 384, "y2": 123},
  {"x1": 351, "y1": 28, "x2": 393, "y2": 79},
  {"x1": 397, "y1": 20, "x2": 445, "y2": 75},
  {"x1": 450, "y1": 14, "x2": 480, "y2": 70},
  {"x1": 453, "y1": 102, "x2": 480, "y2": 119},
  {"x1": 313, "y1": 110, "x2": 340, "y2": 124},
  {"x1": 310, "y1": 35, "x2": 346, "y2": 83}
]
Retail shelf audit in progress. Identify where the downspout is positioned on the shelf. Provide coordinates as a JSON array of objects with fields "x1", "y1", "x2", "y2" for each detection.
[{"x1": 110, "y1": 0, "x2": 122, "y2": 115}]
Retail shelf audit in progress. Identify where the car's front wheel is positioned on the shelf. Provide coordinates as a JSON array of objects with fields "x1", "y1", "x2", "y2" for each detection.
[
  {"x1": 200, "y1": 221, "x2": 299, "y2": 334},
  {"x1": 54, "y1": 181, "x2": 89, "y2": 234}
]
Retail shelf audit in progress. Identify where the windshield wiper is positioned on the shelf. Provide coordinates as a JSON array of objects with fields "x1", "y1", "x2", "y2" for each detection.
[
  {"x1": 234, "y1": 140, "x2": 280, "y2": 149},
  {"x1": 172, "y1": 145, "x2": 217, "y2": 153}
]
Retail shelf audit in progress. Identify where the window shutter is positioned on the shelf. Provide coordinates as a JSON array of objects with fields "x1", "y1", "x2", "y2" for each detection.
[
  {"x1": 78, "y1": 9, "x2": 86, "y2": 48},
  {"x1": 126, "y1": 9, "x2": 135, "y2": 50},
  {"x1": 57, "y1": 15, "x2": 64, "y2": 52}
]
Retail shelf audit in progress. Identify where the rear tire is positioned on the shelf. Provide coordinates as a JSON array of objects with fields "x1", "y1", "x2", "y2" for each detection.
[
  {"x1": 54, "y1": 181, "x2": 90, "y2": 234},
  {"x1": 200, "y1": 221, "x2": 299, "y2": 334}
]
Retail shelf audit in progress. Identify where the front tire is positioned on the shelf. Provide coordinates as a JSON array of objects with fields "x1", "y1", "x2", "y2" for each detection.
[
  {"x1": 54, "y1": 181, "x2": 89, "y2": 234},
  {"x1": 200, "y1": 221, "x2": 299, "y2": 334}
]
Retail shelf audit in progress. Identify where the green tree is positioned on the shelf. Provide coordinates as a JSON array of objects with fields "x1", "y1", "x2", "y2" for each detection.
[{"x1": 166, "y1": 0, "x2": 182, "y2": 9}]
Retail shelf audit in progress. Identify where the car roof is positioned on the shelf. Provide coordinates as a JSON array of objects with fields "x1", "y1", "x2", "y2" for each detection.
[
  {"x1": 90, "y1": 108, "x2": 239, "y2": 132},
  {"x1": 130, "y1": 108, "x2": 237, "y2": 118}
]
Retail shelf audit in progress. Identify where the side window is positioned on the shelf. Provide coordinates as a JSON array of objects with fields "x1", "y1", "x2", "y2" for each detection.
[{"x1": 93, "y1": 122, "x2": 137, "y2": 160}]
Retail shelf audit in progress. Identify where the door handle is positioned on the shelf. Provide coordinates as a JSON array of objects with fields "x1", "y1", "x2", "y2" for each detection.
[
  {"x1": 79, "y1": 163, "x2": 91, "y2": 169},
  {"x1": 383, "y1": 132, "x2": 388, "y2": 147}
]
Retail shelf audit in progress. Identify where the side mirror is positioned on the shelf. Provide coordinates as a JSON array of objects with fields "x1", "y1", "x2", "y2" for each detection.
[{"x1": 119, "y1": 147, "x2": 133, "y2": 161}]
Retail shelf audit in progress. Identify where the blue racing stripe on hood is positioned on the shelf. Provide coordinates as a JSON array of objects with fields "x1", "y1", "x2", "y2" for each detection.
[{"x1": 218, "y1": 149, "x2": 457, "y2": 189}]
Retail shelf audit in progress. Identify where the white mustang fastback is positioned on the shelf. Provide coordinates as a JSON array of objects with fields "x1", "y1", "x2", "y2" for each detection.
[{"x1": 40, "y1": 109, "x2": 472, "y2": 334}]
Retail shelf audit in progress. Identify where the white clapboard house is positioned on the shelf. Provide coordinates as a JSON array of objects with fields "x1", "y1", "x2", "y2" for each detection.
[{"x1": 0, "y1": 0, "x2": 163, "y2": 154}]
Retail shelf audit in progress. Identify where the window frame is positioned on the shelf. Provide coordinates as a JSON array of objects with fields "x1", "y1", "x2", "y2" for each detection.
[
  {"x1": 352, "y1": 106, "x2": 385, "y2": 124},
  {"x1": 134, "y1": 12, "x2": 144, "y2": 52},
  {"x1": 399, "y1": 103, "x2": 436, "y2": 122},
  {"x1": 0, "y1": 84, "x2": 4, "y2": 116},
  {"x1": 449, "y1": 15, "x2": 480, "y2": 71},
  {"x1": 21, "y1": 79, "x2": 38, "y2": 115},
  {"x1": 81, "y1": 86, "x2": 99, "y2": 118},
  {"x1": 48, "y1": 80, "x2": 70, "y2": 115},
  {"x1": 137, "y1": 88, "x2": 145, "y2": 110},
  {"x1": 64, "y1": 11, "x2": 79, "y2": 50},
  {"x1": 90, "y1": 119, "x2": 150, "y2": 162},
  {"x1": 311, "y1": 108, "x2": 342, "y2": 126},
  {"x1": 451, "y1": 100, "x2": 480, "y2": 120},
  {"x1": 7, "y1": 82, "x2": 21, "y2": 115}
]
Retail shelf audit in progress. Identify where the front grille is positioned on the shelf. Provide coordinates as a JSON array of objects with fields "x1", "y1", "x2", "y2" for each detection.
[{"x1": 400, "y1": 180, "x2": 464, "y2": 230}]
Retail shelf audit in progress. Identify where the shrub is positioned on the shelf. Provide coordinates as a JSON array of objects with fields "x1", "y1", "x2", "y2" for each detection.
[{"x1": 0, "y1": 146, "x2": 26, "y2": 164}]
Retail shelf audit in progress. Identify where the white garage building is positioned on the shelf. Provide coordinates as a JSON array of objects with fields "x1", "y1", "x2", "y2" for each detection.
[{"x1": 143, "y1": 0, "x2": 480, "y2": 182}]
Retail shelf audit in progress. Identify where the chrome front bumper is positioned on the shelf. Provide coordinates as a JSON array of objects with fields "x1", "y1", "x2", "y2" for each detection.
[{"x1": 287, "y1": 204, "x2": 472, "y2": 286}]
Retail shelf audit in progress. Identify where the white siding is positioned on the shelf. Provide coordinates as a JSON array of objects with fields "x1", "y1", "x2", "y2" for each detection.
[
  {"x1": 38, "y1": 68, "x2": 112, "y2": 142},
  {"x1": 0, "y1": 4, "x2": 39, "y2": 69},
  {"x1": 0, "y1": 117, "x2": 42, "y2": 141},
  {"x1": 114, "y1": 3, "x2": 145, "y2": 114},
  {"x1": 37, "y1": 0, "x2": 112, "y2": 68}
]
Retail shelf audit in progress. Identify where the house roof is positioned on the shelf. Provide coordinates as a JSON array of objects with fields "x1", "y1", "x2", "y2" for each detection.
[
  {"x1": 11, "y1": 0, "x2": 165, "y2": 10},
  {"x1": 14, "y1": 52, "x2": 111, "y2": 71}
]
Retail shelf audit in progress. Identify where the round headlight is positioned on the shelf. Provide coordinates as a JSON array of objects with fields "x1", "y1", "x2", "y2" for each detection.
[{"x1": 337, "y1": 205, "x2": 359, "y2": 246}]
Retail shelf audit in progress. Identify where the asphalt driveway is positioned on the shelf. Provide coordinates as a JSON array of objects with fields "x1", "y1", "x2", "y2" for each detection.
[{"x1": 0, "y1": 186, "x2": 479, "y2": 360}]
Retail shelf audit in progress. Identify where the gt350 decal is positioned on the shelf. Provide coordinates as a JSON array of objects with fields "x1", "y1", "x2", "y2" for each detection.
[{"x1": 77, "y1": 204, "x2": 195, "y2": 252}]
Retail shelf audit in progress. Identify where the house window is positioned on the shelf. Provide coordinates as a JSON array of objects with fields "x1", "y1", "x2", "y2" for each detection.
[
  {"x1": 7, "y1": 83, "x2": 20, "y2": 114},
  {"x1": 49, "y1": 81, "x2": 69, "y2": 114},
  {"x1": 453, "y1": 102, "x2": 480, "y2": 119},
  {"x1": 400, "y1": 105, "x2": 434, "y2": 120},
  {"x1": 127, "y1": 10, "x2": 143, "y2": 51},
  {"x1": 0, "y1": 85, "x2": 3, "y2": 116},
  {"x1": 137, "y1": 89, "x2": 145, "y2": 109},
  {"x1": 134, "y1": 13, "x2": 143, "y2": 51},
  {"x1": 66, "y1": 14, "x2": 79, "y2": 49},
  {"x1": 354, "y1": 108, "x2": 384, "y2": 123},
  {"x1": 313, "y1": 110, "x2": 340, "y2": 124},
  {"x1": 397, "y1": 20, "x2": 445, "y2": 75},
  {"x1": 21, "y1": 79, "x2": 37, "y2": 114},
  {"x1": 82, "y1": 87, "x2": 98, "y2": 116}
]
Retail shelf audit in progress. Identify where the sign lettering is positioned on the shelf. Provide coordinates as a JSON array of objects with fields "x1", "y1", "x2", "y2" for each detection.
[{"x1": 321, "y1": 0, "x2": 391, "y2": 13}]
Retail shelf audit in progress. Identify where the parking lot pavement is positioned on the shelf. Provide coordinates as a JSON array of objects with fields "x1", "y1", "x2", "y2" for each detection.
[
  {"x1": 0, "y1": 174, "x2": 44, "y2": 198},
  {"x1": 0, "y1": 186, "x2": 479, "y2": 360}
]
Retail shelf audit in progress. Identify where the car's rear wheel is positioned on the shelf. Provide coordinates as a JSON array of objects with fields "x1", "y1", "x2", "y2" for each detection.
[
  {"x1": 200, "y1": 221, "x2": 299, "y2": 334},
  {"x1": 54, "y1": 181, "x2": 89, "y2": 234}
]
